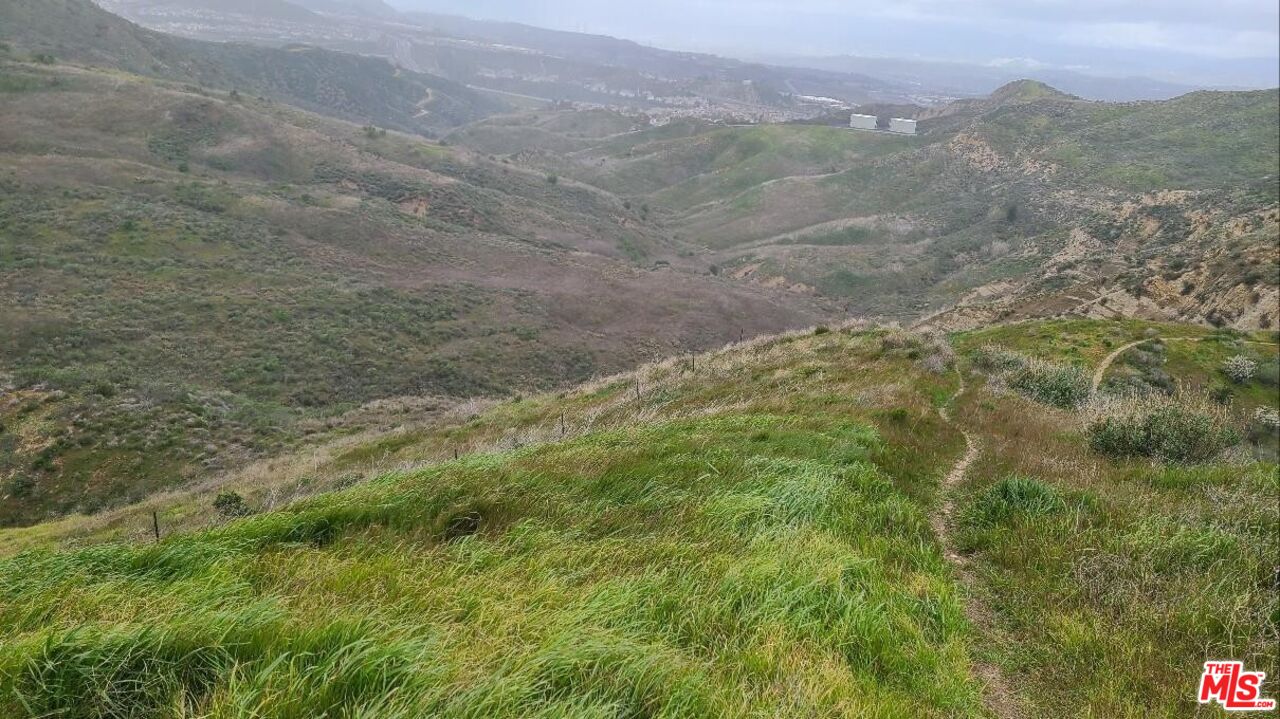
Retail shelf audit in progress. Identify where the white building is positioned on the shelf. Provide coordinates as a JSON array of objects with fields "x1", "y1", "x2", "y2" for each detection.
[
  {"x1": 888, "y1": 118, "x2": 918, "y2": 135},
  {"x1": 849, "y1": 113, "x2": 877, "y2": 131}
]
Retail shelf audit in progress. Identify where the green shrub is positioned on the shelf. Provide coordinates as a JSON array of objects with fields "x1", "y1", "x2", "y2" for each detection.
[
  {"x1": 213, "y1": 491, "x2": 253, "y2": 519},
  {"x1": 1006, "y1": 360, "x2": 1091, "y2": 409},
  {"x1": 970, "y1": 345, "x2": 1027, "y2": 373},
  {"x1": 1088, "y1": 404, "x2": 1240, "y2": 463},
  {"x1": 1255, "y1": 358, "x2": 1279, "y2": 388}
]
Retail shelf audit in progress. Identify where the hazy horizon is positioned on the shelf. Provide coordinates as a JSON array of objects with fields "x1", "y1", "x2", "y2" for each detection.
[{"x1": 388, "y1": 0, "x2": 1280, "y2": 89}]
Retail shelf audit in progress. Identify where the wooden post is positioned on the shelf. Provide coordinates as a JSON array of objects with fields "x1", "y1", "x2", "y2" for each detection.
[
  {"x1": 151, "y1": 511, "x2": 160, "y2": 542},
  {"x1": 453, "y1": 447, "x2": 459, "y2": 460},
  {"x1": 560, "y1": 412, "x2": 566, "y2": 438}
]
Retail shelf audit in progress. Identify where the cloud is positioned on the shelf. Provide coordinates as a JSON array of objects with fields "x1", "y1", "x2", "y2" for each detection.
[
  {"x1": 394, "y1": 0, "x2": 1280, "y2": 83},
  {"x1": 1058, "y1": 21, "x2": 1279, "y2": 59}
]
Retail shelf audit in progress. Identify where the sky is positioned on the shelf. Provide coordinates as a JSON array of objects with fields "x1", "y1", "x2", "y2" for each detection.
[{"x1": 388, "y1": 0, "x2": 1280, "y2": 87}]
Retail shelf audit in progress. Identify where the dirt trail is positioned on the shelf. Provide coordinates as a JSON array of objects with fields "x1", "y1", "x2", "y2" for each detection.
[
  {"x1": 933, "y1": 369, "x2": 1024, "y2": 719},
  {"x1": 1090, "y1": 335, "x2": 1272, "y2": 392},
  {"x1": 1092, "y1": 339, "x2": 1147, "y2": 392},
  {"x1": 931, "y1": 373, "x2": 980, "y2": 562}
]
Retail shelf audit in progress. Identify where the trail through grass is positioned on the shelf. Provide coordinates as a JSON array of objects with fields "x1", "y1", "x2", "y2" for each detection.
[{"x1": 0, "y1": 328, "x2": 988, "y2": 718}]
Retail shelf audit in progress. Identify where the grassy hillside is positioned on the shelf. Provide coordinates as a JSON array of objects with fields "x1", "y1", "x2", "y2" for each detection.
[
  {"x1": 0, "y1": 58, "x2": 826, "y2": 526},
  {"x1": 0, "y1": 319, "x2": 1275, "y2": 717},
  {"x1": 0, "y1": 0, "x2": 507, "y2": 135},
  {"x1": 452, "y1": 86, "x2": 1279, "y2": 325}
]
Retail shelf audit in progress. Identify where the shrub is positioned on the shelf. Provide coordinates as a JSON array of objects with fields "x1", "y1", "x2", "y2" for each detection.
[
  {"x1": 971, "y1": 345, "x2": 1027, "y2": 373},
  {"x1": 1209, "y1": 383, "x2": 1234, "y2": 406},
  {"x1": 879, "y1": 330, "x2": 919, "y2": 353},
  {"x1": 1257, "y1": 359, "x2": 1279, "y2": 388},
  {"x1": 880, "y1": 331, "x2": 955, "y2": 373},
  {"x1": 972, "y1": 346, "x2": 1089, "y2": 408},
  {"x1": 1222, "y1": 355, "x2": 1258, "y2": 384},
  {"x1": 1087, "y1": 400, "x2": 1240, "y2": 463},
  {"x1": 1007, "y1": 359, "x2": 1091, "y2": 409},
  {"x1": 213, "y1": 491, "x2": 253, "y2": 519}
]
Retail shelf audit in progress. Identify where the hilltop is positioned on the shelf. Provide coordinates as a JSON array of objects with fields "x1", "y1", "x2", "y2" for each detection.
[{"x1": 1, "y1": 318, "x2": 1276, "y2": 717}]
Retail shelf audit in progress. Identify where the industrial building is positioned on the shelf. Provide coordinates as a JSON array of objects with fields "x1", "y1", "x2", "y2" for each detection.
[
  {"x1": 849, "y1": 113, "x2": 919, "y2": 136},
  {"x1": 849, "y1": 113, "x2": 877, "y2": 131},
  {"x1": 888, "y1": 118, "x2": 918, "y2": 135}
]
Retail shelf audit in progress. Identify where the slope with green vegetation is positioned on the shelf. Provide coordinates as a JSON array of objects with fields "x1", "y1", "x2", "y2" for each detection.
[
  {"x1": 950, "y1": 319, "x2": 1279, "y2": 715},
  {"x1": 0, "y1": 57, "x2": 827, "y2": 526},
  {"x1": 452, "y1": 83, "x2": 1279, "y2": 326},
  {"x1": 0, "y1": 319, "x2": 1275, "y2": 717}
]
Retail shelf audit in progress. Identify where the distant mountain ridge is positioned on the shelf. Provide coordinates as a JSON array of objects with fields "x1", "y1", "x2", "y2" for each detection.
[
  {"x1": 757, "y1": 53, "x2": 1215, "y2": 102},
  {"x1": 1, "y1": 0, "x2": 506, "y2": 134},
  {"x1": 290, "y1": 0, "x2": 397, "y2": 18}
]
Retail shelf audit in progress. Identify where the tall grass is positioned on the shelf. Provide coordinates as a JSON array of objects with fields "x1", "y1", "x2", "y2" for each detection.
[{"x1": 0, "y1": 330, "x2": 986, "y2": 718}]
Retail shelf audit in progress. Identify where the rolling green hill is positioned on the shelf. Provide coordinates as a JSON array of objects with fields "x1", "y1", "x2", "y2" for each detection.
[{"x1": 1, "y1": 319, "x2": 1275, "y2": 717}]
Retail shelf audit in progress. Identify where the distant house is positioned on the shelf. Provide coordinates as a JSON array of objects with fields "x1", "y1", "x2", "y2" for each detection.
[
  {"x1": 849, "y1": 113, "x2": 877, "y2": 131},
  {"x1": 888, "y1": 118, "x2": 918, "y2": 135}
]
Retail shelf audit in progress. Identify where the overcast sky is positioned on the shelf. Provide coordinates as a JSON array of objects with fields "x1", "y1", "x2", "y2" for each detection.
[{"x1": 389, "y1": 0, "x2": 1280, "y2": 87}]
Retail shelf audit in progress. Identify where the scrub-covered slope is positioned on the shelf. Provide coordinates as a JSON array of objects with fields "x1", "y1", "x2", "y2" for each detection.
[
  {"x1": 453, "y1": 85, "x2": 1280, "y2": 328},
  {"x1": 0, "y1": 56, "x2": 826, "y2": 526}
]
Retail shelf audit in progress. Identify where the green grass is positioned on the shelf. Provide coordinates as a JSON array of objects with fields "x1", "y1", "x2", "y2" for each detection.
[
  {"x1": 0, "y1": 320, "x2": 1275, "y2": 716},
  {"x1": 0, "y1": 329, "x2": 987, "y2": 718},
  {"x1": 950, "y1": 320, "x2": 1279, "y2": 717}
]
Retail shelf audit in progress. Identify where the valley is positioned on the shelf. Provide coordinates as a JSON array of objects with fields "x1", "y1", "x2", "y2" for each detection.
[
  {"x1": 0, "y1": 0, "x2": 1275, "y2": 531},
  {"x1": 0, "y1": 46, "x2": 827, "y2": 525},
  {"x1": 0, "y1": 1, "x2": 1276, "y2": 716}
]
